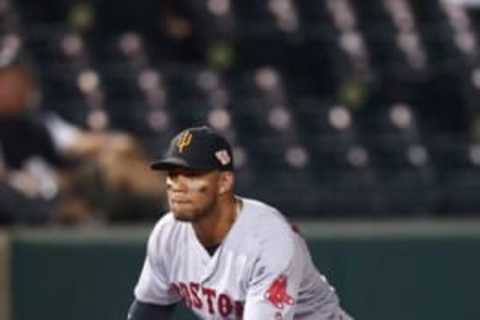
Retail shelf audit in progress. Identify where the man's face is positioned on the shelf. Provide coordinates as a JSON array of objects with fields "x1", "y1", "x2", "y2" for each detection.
[{"x1": 166, "y1": 168, "x2": 222, "y2": 222}]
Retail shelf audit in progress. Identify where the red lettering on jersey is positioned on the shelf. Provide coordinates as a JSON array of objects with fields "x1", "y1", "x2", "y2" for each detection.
[
  {"x1": 202, "y1": 287, "x2": 217, "y2": 314},
  {"x1": 218, "y1": 293, "x2": 233, "y2": 317},
  {"x1": 178, "y1": 282, "x2": 192, "y2": 308},
  {"x1": 171, "y1": 283, "x2": 181, "y2": 296},
  {"x1": 173, "y1": 282, "x2": 244, "y2": 317},
  {"x1": 189, "y1": 282, "x2": 203, "y2": 309},
  {"x1": 264, "y1": 275, "x2": 295, "y2": 309},
  {"x1": 235, "y1": 300, "x2": 244, "y2": 318}
]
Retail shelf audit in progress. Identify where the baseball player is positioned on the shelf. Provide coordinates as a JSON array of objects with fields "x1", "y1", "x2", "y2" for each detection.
[{"x1": 128, "y1": 126, "x2": 353, "y2": 319}]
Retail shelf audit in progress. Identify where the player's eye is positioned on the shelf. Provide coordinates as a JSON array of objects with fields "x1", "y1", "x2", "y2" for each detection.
[
  {"x1": 168, "y1": 169, "x2": 209, "y2": 179},
  {"x1": 183, "y1": 170, "x2": 207, "y2": 177}
]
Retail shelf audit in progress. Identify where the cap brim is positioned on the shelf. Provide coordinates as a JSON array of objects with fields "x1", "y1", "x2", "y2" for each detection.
[
  {"x1": 150, "y1": 157, "x2": 191, "y2": 170},
  {"x1": 150, "y1": 157, "x2": 213, "y2": 171}
]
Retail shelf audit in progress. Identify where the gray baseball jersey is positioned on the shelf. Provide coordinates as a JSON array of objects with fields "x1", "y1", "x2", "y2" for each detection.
[{"x1": 134, "y1": 197, "x2": 353, "y2": 319}]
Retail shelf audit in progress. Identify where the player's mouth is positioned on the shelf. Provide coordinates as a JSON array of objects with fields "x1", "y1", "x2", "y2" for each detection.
[{"x1": 171, "y1": 199, "x2": 192, "y2": 205}]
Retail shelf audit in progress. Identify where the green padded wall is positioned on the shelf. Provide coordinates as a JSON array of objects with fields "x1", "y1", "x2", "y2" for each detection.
[{"x1": 10, "y1": 221, "x2": 480, "y2": 320}]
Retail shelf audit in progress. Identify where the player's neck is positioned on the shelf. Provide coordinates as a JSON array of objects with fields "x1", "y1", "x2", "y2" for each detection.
[{"x1": 192, "y1": 195, "x2": 239, "y2": 248}]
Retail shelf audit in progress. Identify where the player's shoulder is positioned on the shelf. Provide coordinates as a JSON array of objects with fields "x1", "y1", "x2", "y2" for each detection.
[
  {"x1": 150, "y1": 211, "x2": 176, "y2": 234},
  {"x1": 147, "y1": 212, "x2": 184, "y2": 251},
  {"x1": 242, "y1": 198, "x2": 292, "y2": 226},
  {"x1": 239, "y1": 197, "x2": 298, "y2": 265},
  {"x1": 241, "y1": 197, "x2": 296, "y2": 242}
]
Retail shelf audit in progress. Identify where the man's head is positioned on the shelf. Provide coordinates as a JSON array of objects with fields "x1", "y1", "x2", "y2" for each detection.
[
  {"x1": 151, "y1": 126, "x2": 235, "y2": 221},
  {"x1": 0, "y1": 64, "x2": 36, "y2": 116}
]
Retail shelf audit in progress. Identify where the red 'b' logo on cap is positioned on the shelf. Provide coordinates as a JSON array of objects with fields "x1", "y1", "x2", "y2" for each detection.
[{"x1": 265, "y1": 275, "x2": 295, "y2": 309}]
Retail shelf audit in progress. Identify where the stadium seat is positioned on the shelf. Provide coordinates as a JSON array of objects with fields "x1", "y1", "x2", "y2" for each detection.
[
  {"x1": 430, "y1": 138, "x2": 480, "y2": 215},
  {"x1": 4, "y1": 0, "x2": 480, "y2": 218}
]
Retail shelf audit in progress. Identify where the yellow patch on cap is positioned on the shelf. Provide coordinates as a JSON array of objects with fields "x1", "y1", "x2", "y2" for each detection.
[{"x1": 176, "y1": 131, "x2": 193, "y2": 153}]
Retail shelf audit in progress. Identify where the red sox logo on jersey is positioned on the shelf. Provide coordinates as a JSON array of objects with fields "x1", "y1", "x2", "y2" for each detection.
[{"x1": 264, "y1": 275, "x2": 295, "y2": 309}]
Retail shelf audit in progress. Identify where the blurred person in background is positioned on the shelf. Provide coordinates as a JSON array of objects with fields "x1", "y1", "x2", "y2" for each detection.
[
  {"x1": 0, "y1": 60, "x2": 167, "y2": 226},
  {"x1": 0, "y1": 62, "x2": 64, "y2": 225},
  {"x1": 57, "y1": 131, "x2": 167, "y2": 225}
]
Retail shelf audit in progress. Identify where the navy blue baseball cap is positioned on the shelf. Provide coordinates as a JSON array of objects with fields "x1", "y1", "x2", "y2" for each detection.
[{"x1": 151, "y1": 126, "x2": 234, "y2": 171}]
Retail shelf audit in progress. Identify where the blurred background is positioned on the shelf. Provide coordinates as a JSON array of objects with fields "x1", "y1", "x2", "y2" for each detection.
[{"x1": 0, "y1": 0, "x2": 480, "y2": 319}]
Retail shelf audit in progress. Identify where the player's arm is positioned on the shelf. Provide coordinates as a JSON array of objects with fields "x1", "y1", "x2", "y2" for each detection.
[
  {"x1": 243, "y1": 262, "x2": 301, "y2": 319},
  {"x1": 127, "y1": 299, "x2": 175, "y2": 320},
  {"x1": 243, "y1": 228, "x2": 302, "y2": 320},
  {"x1": 132, "y1": 219, "x2": 182, "y2": 315}
]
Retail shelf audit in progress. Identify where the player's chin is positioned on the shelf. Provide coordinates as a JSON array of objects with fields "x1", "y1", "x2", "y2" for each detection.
[
  {"x1": 172, "y1": 212, "x2": 195, "y2": 222},
  {"x1": 170, "y1": 207, "x2": 196, "y2": 222}
]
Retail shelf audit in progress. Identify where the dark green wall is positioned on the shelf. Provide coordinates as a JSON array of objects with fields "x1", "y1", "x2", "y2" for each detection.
[
  {"x1": 309, "y1": 238, "x2": 480, "y2": 319},
  {"x1": 10, "y1": 222, "x2": 480, "y2": 320}
]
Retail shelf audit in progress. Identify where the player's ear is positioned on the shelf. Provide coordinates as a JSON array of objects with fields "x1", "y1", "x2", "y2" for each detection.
[{"x1": 218, "y1": 171, "x2": 234, "y2": 195}]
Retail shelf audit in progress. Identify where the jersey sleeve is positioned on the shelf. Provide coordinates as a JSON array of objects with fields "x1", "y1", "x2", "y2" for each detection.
[
  {"x1": 134, "y1": 220, "x2": 182, "y2": 305},
  {"x1": 243, "y1": 226, "x2": 302, "y2": 320}
]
